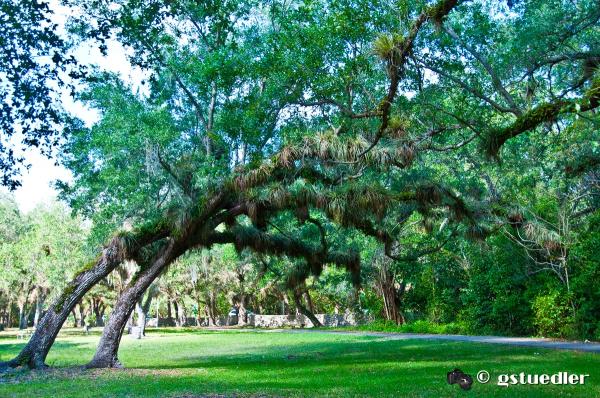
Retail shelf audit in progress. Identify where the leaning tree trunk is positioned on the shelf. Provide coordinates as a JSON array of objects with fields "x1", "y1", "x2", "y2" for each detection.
[
  {"x1": 293, "y1": 290, "x2": 322, "y2": 328},
  {"x1": 84, "y1": 238, "x2": 187, "y2": 369},
  {"x1": 303, "y1": 290, "x2": 314, "y2": 313},
  {"x1": 0, "y1": 233, "x2": 152, "y2": 370}
]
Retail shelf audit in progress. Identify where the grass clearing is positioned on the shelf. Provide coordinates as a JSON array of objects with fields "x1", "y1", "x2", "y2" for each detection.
[{"x1": 0, "y1": 328, "x2": 599, "y2": 397}]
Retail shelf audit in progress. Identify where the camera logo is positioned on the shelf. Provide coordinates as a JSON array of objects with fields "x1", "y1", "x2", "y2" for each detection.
[{"x1": 447, "y1": 368, "x2": 474, "y2": 390}]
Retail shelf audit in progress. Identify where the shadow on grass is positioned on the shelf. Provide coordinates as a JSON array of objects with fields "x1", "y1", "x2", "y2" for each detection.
[
  {"x1": 2, "y1": 332, "x2": 600, "y2": 398},
  {"x1": 128, "y1": 334, "x2": 584, "y2": 370}
]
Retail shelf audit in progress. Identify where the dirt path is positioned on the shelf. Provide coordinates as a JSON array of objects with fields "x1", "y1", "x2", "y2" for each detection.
[{"x1": 238, "y1": 328, "x2": 600, "y2": 353}]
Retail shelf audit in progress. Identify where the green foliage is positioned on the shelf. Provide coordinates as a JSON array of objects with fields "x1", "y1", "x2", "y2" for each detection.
[
  {"x1": 459, "y1": 238, "x2": 534, "y2": 337},
  {"x1": 357, "y1": 318, "x2": 470, "y2": 335},
  {"x1": 570, "y1": 213, "x2": 600, "y2": 340},
  {"x1": 532, "y1": 292, "x2": 575, "y2": 338}
]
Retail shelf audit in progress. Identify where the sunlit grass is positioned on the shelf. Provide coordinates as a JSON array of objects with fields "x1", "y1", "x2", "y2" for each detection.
[{"x1": 0, "y1": 328, "x2": 599, "y2": 397}]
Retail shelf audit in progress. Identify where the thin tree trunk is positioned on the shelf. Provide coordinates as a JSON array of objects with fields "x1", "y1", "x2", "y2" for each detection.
[
  {"x1": 93, "y1": 298, "x2": 102, "y2": 326},
  {"x1": 71, "y1": 309, "x2": 78, "y2": 328},
  {"x1": 78, "y1": 302, "x2": 87, "y2": 329},
  {"x1": 7, "y1": 298, "x2": 13, "y2": 329},
  {"x1": 34, "y1": 294, "x2": 46, "y2": 328},
  {"x1": 173, "y1": 300, "x2": 180, "y2": 327},
  {"x1": 237, "y1": 295, "x2": 247, "y2": 326},
  {"x1": 167, "y1": 300, "x2": 173, "y2": 324},
  {"x1": 126, "y1": 310, "x2": 135, "y2": 334},
  {"x1": 136, "y1": 291, "x2": 154, "y2": 336},
  {"x1": 175, "y1": 298, "x2": 187, "y2": 327},
  {"x1": 205, "y1": 294, "x2": 215, "y2": 326},
  {"x1": 282, "y1": 292, "x2": 290, "y2": 315},
  {"x1": 135, "y1": 301, "x2": 146, "y2": 335},
  {"x1": 86, "y1": 299, "x2": 93, "y2": 327},
  {"x1": 195, "y1": 299, "x2": 201, "y2": 327},
  {"x1": 18, "y1": 304, "x2": 25, "y2": 330},
  {"x1": 210, "y1": 292, "x2": 217, "y2": 321}
]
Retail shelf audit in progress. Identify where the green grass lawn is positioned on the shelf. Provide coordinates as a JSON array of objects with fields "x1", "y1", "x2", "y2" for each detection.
[{"x1": 0, "y1": 327, "x2": 599, "y2": 397}]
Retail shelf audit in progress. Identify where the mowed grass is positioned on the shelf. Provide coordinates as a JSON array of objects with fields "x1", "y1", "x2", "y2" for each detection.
[{"x1": 0, "y1": 328, "x2": 599, "y2": 397}]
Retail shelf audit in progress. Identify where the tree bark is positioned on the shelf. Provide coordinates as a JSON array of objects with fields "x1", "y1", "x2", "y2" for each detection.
[
  {"x1": 281, "y1": 292, "x2": 290, "y2": 315},
  {"x1": 210, "y1": 292, "x2": 217, "y2": 322}
]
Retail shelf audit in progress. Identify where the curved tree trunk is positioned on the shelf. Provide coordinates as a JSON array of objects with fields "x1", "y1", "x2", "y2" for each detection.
[
  {"x1": 0, "y1": 232, "x2": 160, "y2": 370},
  {"x1": 84, "y1": 238, "x2": 187, "y2": 369},
  {"x1": 293, "y1": 290, "x2": 322, "y2": 328}
]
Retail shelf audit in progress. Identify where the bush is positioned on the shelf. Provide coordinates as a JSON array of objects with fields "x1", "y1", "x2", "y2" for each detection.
[
  {"x1": 533, "y1": 292, "x2": 575, "y2": 338},
  {"x1": 357, "y1": 318, "x2": 470, "y2": 335}
]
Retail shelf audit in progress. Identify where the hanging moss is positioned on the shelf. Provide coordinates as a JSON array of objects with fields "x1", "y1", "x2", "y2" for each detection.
[{"x1": 465, "y1": 224, "x2": 488, "y2": 241}]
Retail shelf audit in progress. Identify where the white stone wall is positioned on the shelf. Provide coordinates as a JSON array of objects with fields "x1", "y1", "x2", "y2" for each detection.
[
  {"x1": 249, "y1": 313, "x2": 371, "y2": 328},
  {"x1": 145, "y1": 313, "x2": 370, "y2": 328},
  {"x1": 146, "y1": 315, "x2": 238, "y2": 327}
]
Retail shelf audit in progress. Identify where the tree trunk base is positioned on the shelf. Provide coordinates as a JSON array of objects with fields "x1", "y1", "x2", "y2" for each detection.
[
  {"x1": 83, "y1": 356, "x2": 125, "y2": 370},
  {"x1": 0, "y1": 352, "x2": 49, "y2": 371}
]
